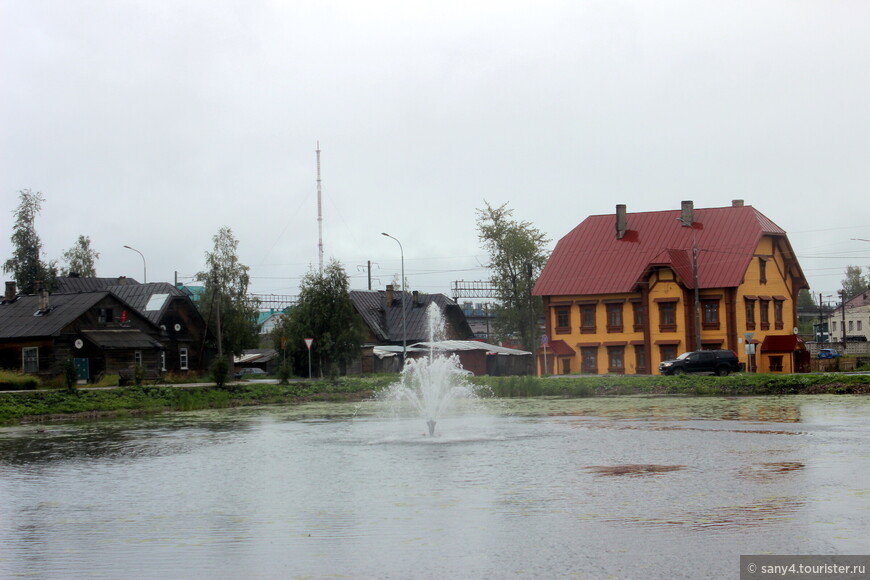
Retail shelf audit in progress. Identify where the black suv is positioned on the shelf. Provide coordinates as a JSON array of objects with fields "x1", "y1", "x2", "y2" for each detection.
[{"x1": 659, "y1": 350, "x2": 740, "y2": 376}]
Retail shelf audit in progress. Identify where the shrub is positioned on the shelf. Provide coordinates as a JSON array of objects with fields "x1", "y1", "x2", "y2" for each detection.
[
  {"x1": 62, "y1": 357, "x2": 78, "y2": 394},
  {"x1": 211, "y1": 357, "x2": 230, "y2": 389},
  {"x1": 92, "y1": 374, "x2": 120, "y2": 388},
  {"x1": 276, "y1": 360, "x2": 294, "y2": 385},
  {"x1": 133, "y1": 364, "x2": 146, "y2": 387},
  {"x1": 0, "y1": 369, "x2": 39, "y2": 391}
]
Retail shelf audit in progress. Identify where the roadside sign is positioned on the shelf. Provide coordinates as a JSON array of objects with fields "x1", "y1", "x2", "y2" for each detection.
[
  {"x1": 541, "y1": 334, "x2": 549, "y2": 346},
  {"x1": 304, "y1": 338, "x2": 314, "y2": 379}
]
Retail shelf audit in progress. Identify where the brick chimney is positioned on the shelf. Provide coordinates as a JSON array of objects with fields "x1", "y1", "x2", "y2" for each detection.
[
  {"x1": 615, "y1": 204, "x2": 627, "y2": 239},
  {"x1": 680, "y1": 200, "x2": 694, "y2": 226},
  {"x1": 732, "y1": 199, "x2": 744, "y2": 207},
  {"x1": 412, "y1": 290, "x2": 420, "y2": 306},
  {"x1": 36, "y1": 280, "x2": 49, "y2": 312},
  {"x1": 117, "y1": 276, "x2": 127, "y2": 286},
  {"x1": 385, "y1": 284, "x2": 394, "y2": 307},
  {"x1": 4, "y1": 281, "x2": 16, "y2": 302}
]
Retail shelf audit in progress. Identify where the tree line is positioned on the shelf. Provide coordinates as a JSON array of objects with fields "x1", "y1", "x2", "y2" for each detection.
[{"x1": 22, "y1": 185, "x2": 865, "y2": 377}]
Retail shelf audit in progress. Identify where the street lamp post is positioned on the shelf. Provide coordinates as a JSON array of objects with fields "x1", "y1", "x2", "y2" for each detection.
[
  {"x1": 381, "y1": 232, "x2": 406, "y2": 361},
  {"x1": 123, "y1": 245, "x2": 146, "y2": 283},
  {"x1": 676, "y1": 219, "x2": 702, "y2": 351}
]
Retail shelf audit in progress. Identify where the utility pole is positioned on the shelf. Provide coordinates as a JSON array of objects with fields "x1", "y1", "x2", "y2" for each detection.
[
  {"x1": 818, "y1": 292, "x2": 823, "y2": 342},
  {"x1": 316, "y1": 141, "x2": 323, "y2": 274},
  {"x1": 840, "y1": 290, "x2": 847, "y2": 351},
  {"x1": 677, "y1": 217, "x2": 702, "y2": 351}
]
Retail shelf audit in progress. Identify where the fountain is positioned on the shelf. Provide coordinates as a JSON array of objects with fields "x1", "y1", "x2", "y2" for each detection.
[{"x1": 380, "y1": 303, "x2": 484, "y2": 436}]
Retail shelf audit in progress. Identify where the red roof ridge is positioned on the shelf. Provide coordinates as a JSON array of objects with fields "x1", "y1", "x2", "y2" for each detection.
[{"x1": 534, "y1": 203, "x2": 800, "y2": 297}]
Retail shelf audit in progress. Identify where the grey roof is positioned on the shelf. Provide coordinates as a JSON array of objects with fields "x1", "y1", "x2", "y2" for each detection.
[
  {"x1": 54, "y1": 276, "x2": 140, "y2": 293},
  {"x1": 411, "y1": 340, "x2": 532, "y2": 356},
  {"x1": 234, "y1": 349, "x2": 279, "y2": 364},
  {"x1": 81, "y1": 329, "x2": 164, "y2": 350},
  {"x1": 109, "y1": 282, "x2": 188, "y2": 325},
  {"x1": 55, "y1": 277, "x2": 195, "y2": 326},
  {"x1": 349, "y1": 290, "x2": 469, "y2": 344},
  {"x1": 0, "y1": 292, "x2": 110, "y2": 339}
]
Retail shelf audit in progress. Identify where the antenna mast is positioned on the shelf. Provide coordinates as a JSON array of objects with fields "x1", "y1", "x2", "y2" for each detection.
[{"x1": 316, "y1": 141, "x2": 324, "y2": 273}]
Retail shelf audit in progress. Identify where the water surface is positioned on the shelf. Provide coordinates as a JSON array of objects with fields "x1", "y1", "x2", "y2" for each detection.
[{"x1": 1, "y1": 395, "x2": 868, "y2": 579}]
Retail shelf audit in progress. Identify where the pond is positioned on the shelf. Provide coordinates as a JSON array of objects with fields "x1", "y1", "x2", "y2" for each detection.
[{"x1": 1, "y1": 395, "x2": 868, "y2": 579}]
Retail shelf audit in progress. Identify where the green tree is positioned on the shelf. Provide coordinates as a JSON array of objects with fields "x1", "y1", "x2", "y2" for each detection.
[
  {"x1": 797, "y1": 288, "x2": 816, "y2": 309},
  {"x1": 61, "y1": 235, "x2": 100, "y2": 277},
  {"x1": 840, "y1": 265, "x2": 869, "y2": 300},
  {"x1": 272, "y1": 259, "x2": 364, "y2": 378},
  {"x1": 476, "y1": 201, "x2": 550, "y2": 351},
  {"x1": 3, "y1": 189, "x2": 57, "y2": 294},
  {"x1": 196, "y1": 226, "x2": 259, "y2": 358}
]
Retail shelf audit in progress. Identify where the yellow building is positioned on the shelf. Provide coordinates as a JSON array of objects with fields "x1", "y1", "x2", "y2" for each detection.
[{"x1": 533, "y1": 201, "x2": 809, "y2": 375}]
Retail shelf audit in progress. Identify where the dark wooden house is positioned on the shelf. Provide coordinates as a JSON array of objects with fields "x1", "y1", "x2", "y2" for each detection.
[
  {"x1": 109, "y1": 282, "x2": 210, "y2": 374},
  {"x1": 1, "y1": 277, "x2": 212, "y2": 381},
  {"x1": 349, "y1": 286, "x2": 474, "y2": 372},
  {"x1": 0, "y1": 284, "x2": 164, "y2": 380}
]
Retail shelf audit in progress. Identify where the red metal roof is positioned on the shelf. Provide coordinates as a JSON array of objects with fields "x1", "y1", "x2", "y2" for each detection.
[
  {"x1": 539, "y1": 339, "x2": 575, "y2": 356},
  {"x1": 760, "y1": 334, "x2": 804, "y2": 352},
  {"x1": 534, "y1": 204, "x2": 803, "y2": 297}
]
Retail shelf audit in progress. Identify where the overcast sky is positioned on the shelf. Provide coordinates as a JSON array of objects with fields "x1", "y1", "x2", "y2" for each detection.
[{"x1": 2, "y1": 1, "x2": 868, "y2": 305}]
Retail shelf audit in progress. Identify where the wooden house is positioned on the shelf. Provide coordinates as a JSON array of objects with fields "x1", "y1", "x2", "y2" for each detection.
[
  {"x1": 349, "y1": 286, "x2": 474, "y2": 372},
  {"x1": 1, "y1": 277, "x2": 211, "y2": 381},
  {"x1": 0, "y1": 282, "x2": 164, "y2": 380}
]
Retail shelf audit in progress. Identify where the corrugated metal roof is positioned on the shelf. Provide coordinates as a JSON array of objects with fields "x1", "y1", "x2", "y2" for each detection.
[
  {"x1": 540, "y1": 339, "x2": 574, "y2": 356},
  {"x1": 411, "y1": 340, "x2": 531, "y2": 355},
  {"x1": 234, "y1": 349, "x2": 279, "y2": 364},
  {"x1": 534, "y1": 204, "x2": 804, "y2": 296},
  {"x1": 760, "y1": 334, "x2": 804, "y2": 352}
]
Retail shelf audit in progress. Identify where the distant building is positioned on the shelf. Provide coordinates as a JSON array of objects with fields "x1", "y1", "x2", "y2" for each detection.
[
  {"x1": 829, "y1": 291, "x2": 870, "y2": 344},
  {"x1": 349, "y1": 286, "x2": 474, "y2": 373},
  {"x1": 534, "y1": 201, "x2": 810, "y2": 375}
]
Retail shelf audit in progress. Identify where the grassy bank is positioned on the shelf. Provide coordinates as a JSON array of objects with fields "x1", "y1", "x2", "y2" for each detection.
[
  {"x1": 0, "y1": 375, "x2": 396, "y2": 425},
  {"x1": 479, "y1": 373, "x2": 870, "y2": 397},
  {"x1": 1, "y1": 373, "x2": 869, "y2": 425}
]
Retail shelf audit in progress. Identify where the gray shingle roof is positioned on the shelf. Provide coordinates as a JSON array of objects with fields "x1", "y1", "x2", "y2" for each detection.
[
  {"x1": 54, "y1": 276, "x2": 140, "y2": 293},
  {"x1": 81, "y1": 329, "x2": 164, "y2": 349},
  {"x1": 109, "y1": 282, "x2": 187, "y2": 325},
  {"x1": 349, "y1": 290, "x2": 471, "y2": 344},
  {"x1": 0, "y1": 292, "x2": 109, "y2": 338}
]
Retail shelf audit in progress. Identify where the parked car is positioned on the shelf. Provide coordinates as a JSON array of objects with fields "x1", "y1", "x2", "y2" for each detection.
[
  {"x1": 817, "y1": 349, "x2": 842, "y2": 359},
  {"x1": 234, "y1": 367, "x2": 268, "y2": 380},
  {"x1": 659, "y1": 350, "x2": 740, "y2": 376}
]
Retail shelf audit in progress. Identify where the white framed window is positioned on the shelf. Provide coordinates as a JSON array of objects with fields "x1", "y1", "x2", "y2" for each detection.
[
  {"x1": 179, "y1": 348, "x2": 189, "y2": 370},
  {"x1": 22, "y1": 347, "x2": 38, "y2": 373},
  {"x1": 134, "y1": 351, "x2": 143, "y2": 365},
  {"x1": 160, "y1": 351, "x2": 166, "y2": 372}
]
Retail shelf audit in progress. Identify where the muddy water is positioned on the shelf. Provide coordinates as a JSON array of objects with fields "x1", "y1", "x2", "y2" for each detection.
[{"x1": 1, "y1": 395, "x2": 868, "y2": 579}]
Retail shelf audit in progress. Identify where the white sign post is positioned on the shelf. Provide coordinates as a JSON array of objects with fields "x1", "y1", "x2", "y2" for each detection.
[
  {"x1": 304, "y1": 338, "x2": 314, "y2": 379},
  {"x1": 743, "y1": 332, "x2": 754, "y2": 373}
]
